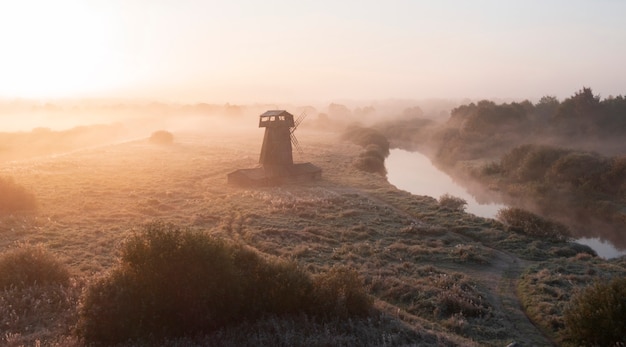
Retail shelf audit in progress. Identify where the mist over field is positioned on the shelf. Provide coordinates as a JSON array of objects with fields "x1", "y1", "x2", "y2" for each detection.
[{"x1": 1, "y1": 0, "x2": 626, "y2": 345}]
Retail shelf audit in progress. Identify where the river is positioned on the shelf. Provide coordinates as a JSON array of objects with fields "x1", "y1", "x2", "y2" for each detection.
[{"x1": 386, "y1": 148, "x2": 625, "y2": 259}]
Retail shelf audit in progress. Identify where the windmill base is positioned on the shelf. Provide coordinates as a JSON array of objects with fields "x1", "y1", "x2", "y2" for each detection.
[{"x1": 227, "y1": 162, "x2": 322, "y2": 187}]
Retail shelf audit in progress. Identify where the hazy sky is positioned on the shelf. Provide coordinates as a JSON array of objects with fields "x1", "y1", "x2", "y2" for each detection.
[{"x1": 1, "y1": 0, "x2": 625, "y2": 103}]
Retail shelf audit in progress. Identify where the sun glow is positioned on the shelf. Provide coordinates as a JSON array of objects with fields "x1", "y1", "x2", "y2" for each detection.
[{"x1": 0, "y1": 1, "x2": 127, "y2": 99}]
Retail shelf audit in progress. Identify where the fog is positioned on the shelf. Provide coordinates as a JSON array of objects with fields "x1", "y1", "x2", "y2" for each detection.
[{"x1": 1, "y1": 93, "x2": 624, "y2": 256}]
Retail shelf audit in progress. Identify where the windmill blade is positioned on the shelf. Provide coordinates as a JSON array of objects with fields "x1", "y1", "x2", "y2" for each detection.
[
  {"x1": 290, "y1": 133, "x2": 304, "y2": 155},
  {"x1": 291, "y1": 112, "x2": 307, "y2": 134}
]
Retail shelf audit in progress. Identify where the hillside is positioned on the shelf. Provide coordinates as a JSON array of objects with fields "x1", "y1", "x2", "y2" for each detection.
[{"x1": 1, "y1": 129, "x2": 624, "y2": 346}]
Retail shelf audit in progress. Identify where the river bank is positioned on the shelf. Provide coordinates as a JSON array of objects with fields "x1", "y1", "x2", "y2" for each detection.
[{"x1": 385, "y1": 148, "x2": 626, "y2": 259}]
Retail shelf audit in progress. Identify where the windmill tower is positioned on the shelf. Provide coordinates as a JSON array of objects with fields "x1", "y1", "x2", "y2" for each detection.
[
  {"x1": 227, "y1": 109, "x2": 321, "y2": 186},
  {"x1": 258, "y1": 110, "x2": 304, "y2": 176}
]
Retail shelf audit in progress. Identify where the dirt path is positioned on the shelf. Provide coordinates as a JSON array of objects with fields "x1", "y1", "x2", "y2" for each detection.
[{"x1": 470, "y1": 248, "x2": 553, "y2": 346}]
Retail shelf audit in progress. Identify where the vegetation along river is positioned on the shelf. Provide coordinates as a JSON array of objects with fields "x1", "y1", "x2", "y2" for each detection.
[{"x1": 386, "y1": 148, "x2": 626, "y2": 259}]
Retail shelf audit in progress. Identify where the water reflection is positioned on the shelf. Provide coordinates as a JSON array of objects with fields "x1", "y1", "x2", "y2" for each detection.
[
  {"x1": 386, "y1": 149, "x2": 625, "y2": 259},
  {"x1": 386, "y1": 149, "x2": 505, "y2": 218}
]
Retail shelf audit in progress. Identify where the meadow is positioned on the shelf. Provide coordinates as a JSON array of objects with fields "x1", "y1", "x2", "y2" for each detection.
[{"x1": 0, "y1": 125, "x2": 624, "y2": 346}]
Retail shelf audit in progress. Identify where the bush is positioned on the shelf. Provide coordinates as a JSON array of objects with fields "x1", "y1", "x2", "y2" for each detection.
[
  {"x1": 481, "y1": 161, "x2": 502, "y2": 175},
  {"x1": 547, "y1": 152, "x2": 610, "y2": 190},
  {"x1": 353, "y1": 148, "x2": 387, "y2": 175},
  {"x1": 496, "y1": 207, "x2": 570, "y2": 242},
  {"x1": 0, "y1": 244, "x2": 70, "y2": 289},
  {"x1": 78, "y1": 222, "x2": 372, "y2": 344},
  {"x1": 149, "y1": 130, "x2": 174, "y2": 144},
  {"x1": 78, "y1": 222, "x2": 247, "y2": 342},
  {"x1": 500, "y1": 144, "x2": 567, "y2": 182},
  {"x1": 311, "y1": 267, "x2": 373, "y2": 319},
  {"x1": 438, "y1": 194, "x2": 467, "y2": 212},
  {"x1": 563, "y1": 277, "x2": 626, "y2": 346},
  {"x1": 232, "y1": 249, "x2": 314, "y2": 318},
  {"x1": 0, "y1": 175, "x2": 37, "y2": 213},
  {"x1": 342, "y1": 126, "x2": 390, "y2": 175},
  {"x1": 342, "y1": 126, "x2": 390, "y2": 156}
]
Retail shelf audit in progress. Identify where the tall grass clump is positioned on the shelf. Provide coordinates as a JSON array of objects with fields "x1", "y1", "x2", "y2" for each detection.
[
  {"x1": 563, "y1": 277, "x2": 626, "y2": 346},
  {"x1": 78, "y1": 221, "x2": 372, "y2": 344},
  {"x1": 438, "y1": 194, "x2": 467, "y2": 212},
  {"x1": 0, "y1": 175, "x2": 37, "y2": 213},
  {"x1": 0, "y1": 244, "x2": 70, "y2": 289},
  {"x1": 149, "y1": 130, "x2": 174, "y2": 144},
  {"x1": 496, "y1": 207, "x2": 570, "y2": 242},
  {"x1": 311, "y1": 266, "x2": 373, "y2": 319}
]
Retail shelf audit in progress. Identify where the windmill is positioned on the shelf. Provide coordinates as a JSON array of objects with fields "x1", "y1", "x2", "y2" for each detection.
[
  {"x1": 227, "y1": 110, "x2": 321, "y2": 186},
  {"x1": 258, "y1": 110, "x2": 305, "y2": 174}
]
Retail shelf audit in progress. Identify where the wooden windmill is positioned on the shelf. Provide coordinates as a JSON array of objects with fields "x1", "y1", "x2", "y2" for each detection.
[
  {"x1": 227, "y1": 110, "x2": 321, "y2": 186},
  {"x1": 258, "y1": 110, "x2": 305, "y2": 173}
]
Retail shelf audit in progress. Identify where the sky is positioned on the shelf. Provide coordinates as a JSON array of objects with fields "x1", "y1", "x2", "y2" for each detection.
[{"x1": 0, "y1": 0, "x2": 625, "y2": 104}]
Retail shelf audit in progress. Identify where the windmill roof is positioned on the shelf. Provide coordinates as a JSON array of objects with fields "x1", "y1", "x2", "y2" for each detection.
[
  {"x1": 259, "y1": 110, "x2": 295, "y2": 128},
  {"x1": 260, "y1": 110, "x2": 292, "y2": 118}
]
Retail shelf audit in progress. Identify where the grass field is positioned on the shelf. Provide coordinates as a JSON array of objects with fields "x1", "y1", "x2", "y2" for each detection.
[{"x1": 1, "y1": 127, "x2": 624, "y2": 346}]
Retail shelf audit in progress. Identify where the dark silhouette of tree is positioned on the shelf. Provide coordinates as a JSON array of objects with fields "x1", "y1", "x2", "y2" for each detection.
[
  {"x1": 533, "y1": 95, "x2": 559, "y2": 125},
  {"x1": 552, "y1": 87, "x2": 602, "y2": 136},
  {"x1": 601, "y1": 95, "x2": 626, "y2": 136}
]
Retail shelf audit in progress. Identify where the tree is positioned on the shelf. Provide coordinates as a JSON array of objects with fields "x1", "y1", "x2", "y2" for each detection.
[
  {"x1": 552, "y1": 87, "x2": 602, "y2": 136},
  {"x1": 533, "y1": 95, "x2": 559, "y2": 124}
]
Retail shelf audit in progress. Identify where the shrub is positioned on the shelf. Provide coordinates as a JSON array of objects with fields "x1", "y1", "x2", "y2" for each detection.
[
  {"x1": 232, "y1": 248, "x2": 314, "y2": 318},
  {"x1": 438, "y1": 194, "x2": 467, "y2": 212},
  {"x1": 78, "y1": 222, "x2": 372, "y2": 344},
  {"x1": 353, "y1": 149, "x2": 387, "y2": 175},
  {"x1": 0, "y1": 244, "x2": 70, "y2": 289},
  {"x1": 496, "y1": 207, "x2": 570, "y2": 242},
  {"x1": 149, "y1": 130, "x2": 174, "y2": 144},
  {"x1": 311, "y1": 267, "x2": 373, "y2": 319},
  {"x1": 563, "y1": 277, "x2": 626, "y2": 346},
  {"x1": 78, "y1": 222, "x2": 247, "y2": 342},
  {"x1": 500, "y1": 144, "x2": 567, "y2": 182},
  {"x1": 0, "y1": 175, "x2": 37, "y2": 213},
  {"x1": 547, "y1": 152, "x2": 610, "y2": 190},
  {"x1": 480, "y1": 161, "x2": 502, "y2": 175},
  {"x1": 342, "y1": 126, "x2": 390, "y2": 175},
  {"x1": 342, "y1": 126, "x2": 390, "y2": 156}
]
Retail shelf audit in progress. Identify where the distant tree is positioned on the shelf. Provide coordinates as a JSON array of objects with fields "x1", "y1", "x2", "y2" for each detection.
[
  {"x1": 553, "y1": 87, "x2": 602, "y2": 136},
  {"x1": 533, "y1": 95, "x2": 560, "y2": 124},
  {"x1": 402, "y1": 106, "x2": 424, "y2": 119},
  {"x1": 459, "y1": 100, "x2": 529, "y2": 138},
  {"x1": 447, "y1": 103, "x2": 477, "y2": 127},
  {"x1": 224, "y1": 103, "x2": 243, "y2": 117},
  {"x1": 517, "y1": 100, "x2": 535, "y2": 114},
  {"x1": 354, "y1": 106, "x2": 376, "y2": 118},
  {"x1": 601, "y1": 95, "x2": 626, "y2": 136},
  {"x1": 328, "y1": 103, "x2": 352, "y2": 119}
]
